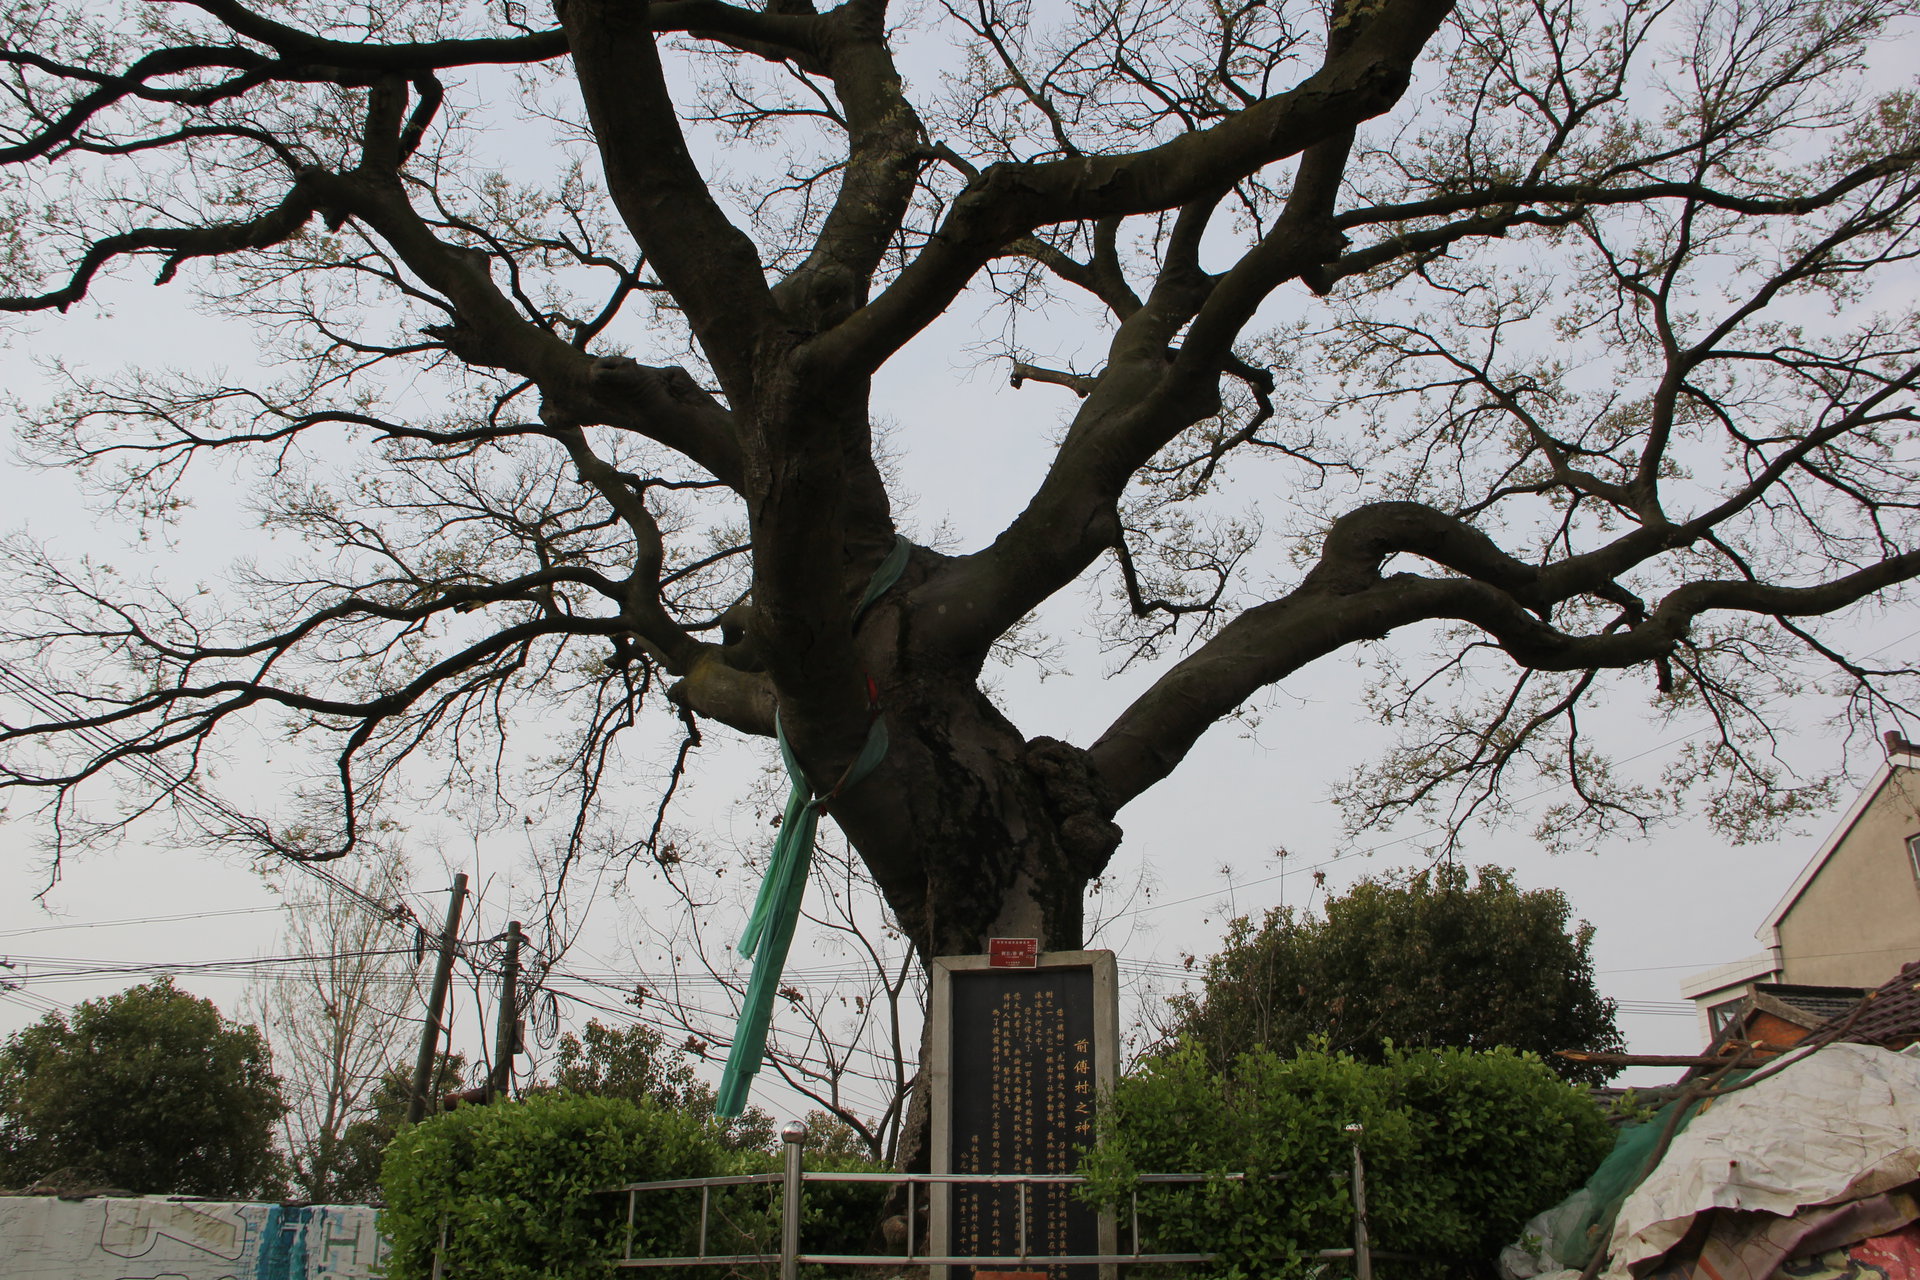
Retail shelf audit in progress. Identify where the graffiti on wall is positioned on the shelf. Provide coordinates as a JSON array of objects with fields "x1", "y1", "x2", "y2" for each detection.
[{"x1": 0, "y1": 1195, "x2": 385, "y2": 1280}]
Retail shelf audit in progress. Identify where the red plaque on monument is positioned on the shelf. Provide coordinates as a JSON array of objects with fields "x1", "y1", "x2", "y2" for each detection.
[{"x1": 987, "y1": 938, "x2": 1038, "y2": 967}]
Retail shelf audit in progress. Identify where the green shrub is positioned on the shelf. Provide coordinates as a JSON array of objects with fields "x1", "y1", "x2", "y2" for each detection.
[
  {"x1": 1080, "y1": 1044, "x2": 1612, "y2": 1280},
  {"x1": 378, "y1": 1095, "x2": 894, "y2": 1280},
  {"x1": 702, "y1": 1146, "x2": 894, "y2": 1273},
  {"x1": 379, "y1": 1092, "x2": 734, "y2": 1280},
  {"x1": 1386, "y1": 1046, "x2": 1615, "y2": 1263}
]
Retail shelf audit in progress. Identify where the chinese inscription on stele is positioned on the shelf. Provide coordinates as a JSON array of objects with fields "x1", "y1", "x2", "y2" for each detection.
[{"x1": 930, "y1": 949, "x2": 1118, "y2": 1280}]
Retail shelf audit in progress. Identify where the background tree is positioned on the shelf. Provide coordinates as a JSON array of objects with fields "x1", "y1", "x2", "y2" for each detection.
[
  {"x1": 328, "y1": 1051, "x2": 469, "y2": 1204},
  {"x1": 548, "y1": 1018, "x2": 706, "y2": 1106},
  {"x1": 538, "y1": 1014, "x2": 779, "y2": 1150},
  {"x1": 1157, "y1": 865, "x2": 1625, "y2": 1084},
  {"x1": 1, "y1": 0, "x2": 1918, "y2": 1150},
  {"x1": 247, "y1": 847, "x2": 423, "y2": 1203},
  {"x1": 0, "y1": 977, "x2": 286, "y2": 1196}
]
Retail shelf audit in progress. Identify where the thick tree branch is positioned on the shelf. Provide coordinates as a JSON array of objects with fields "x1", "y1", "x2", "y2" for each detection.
[
  {"x1": 0, "y1": 182, "x2": 320, "y2": 313},
  {"x1": 164, "y1": 0, "x2": 570, "y2": 68},
  {"x1": 1087, "y1": 501, "x2": 1920, "y2": 806},
  {"x1": 0, "y1": 45, "x2": 273, "y2": 164},
  {"x1": 301, "y1": 169, "x2": 748, "y2": 487},
  {"x1": 560, "y1": 0, "x2": 778, "y2": 401},
  {"x1": 807, "y1": 0, "x2": 1456, "y2": 377},
  {"x1": 770, "y1": 6, "x2": 925, "y2": 328},
  {"x1": 665, "y1": 651, "x2": 777, "y2": 736},
  {"x1": 912, "y1": 142, "x2": 1359, "y2": 664}
]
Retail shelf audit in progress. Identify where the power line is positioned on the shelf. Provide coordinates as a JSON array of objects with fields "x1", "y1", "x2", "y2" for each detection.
[
  {"x1": 538, "y1": 958, "x2": 916, "y2": 1087},
  {"x1": 2, "y1": 947, "x2": 419, "y2": 986},
  {"x1": 0, "y1": 902, "x2": 321, "y2": 941},
  {"x1": 1614, "y1": 1001, "x2": 1696, "y2": 1017},
  {"x1": 0, "y1": 663, "x2": 424, "y2": 942},
  {"x1": 0, "y1": 984, "x2": 71, "y2": 1018},
  {"x1": 1602, "y1": 944, "x2": 1920, "y2": 976}
]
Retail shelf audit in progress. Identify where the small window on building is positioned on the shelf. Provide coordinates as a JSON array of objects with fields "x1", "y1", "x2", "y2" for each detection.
[
  {"x1": 1908, "y1": 832, "x2": 1920, "y2": 880},
  {"x1": 1707, "y1": 997, "x2": 1747, "y2": 1037}
]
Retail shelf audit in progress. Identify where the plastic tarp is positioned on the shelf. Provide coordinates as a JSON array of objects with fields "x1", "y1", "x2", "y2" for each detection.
[
  {"x1": 1636, "y1": 1189, "x2": 1920, "y2": 1280},
  {"x1": 1503, "y1": 1044, "x2": 1920, "y2": 1280},
  {"x1": 1502, "y1": 1093, "x2": 1728, "y2": 1277},
  {"x1": 1605, "y1": 1043, "x2": 1920, "y2": 1278},
  {"x1": 1767, "y1": 1221, "x2": 1920, "y2": 1280}
]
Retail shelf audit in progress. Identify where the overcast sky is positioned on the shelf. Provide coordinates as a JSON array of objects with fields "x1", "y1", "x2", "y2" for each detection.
[{"x1": 4, "y1": 4, "x2": 1918, "y2": 1123}]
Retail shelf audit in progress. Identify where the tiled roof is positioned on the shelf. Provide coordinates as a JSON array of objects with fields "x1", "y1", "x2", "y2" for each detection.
[
  {"x1": 1754, "y1": 983, "x2": 1875, "y2": 1026},
  {"x1": 1813, "y1": 961, "x2": 1920, "y2": 1048}
]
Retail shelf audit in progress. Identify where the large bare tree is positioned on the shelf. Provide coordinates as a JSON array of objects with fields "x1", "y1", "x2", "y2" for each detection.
[{"x1": 3, "y1": 0, "x2": 1918, "y2": 1106}]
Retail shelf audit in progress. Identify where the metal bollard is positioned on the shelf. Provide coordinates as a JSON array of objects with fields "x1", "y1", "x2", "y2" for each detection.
[
  {"x1": 1345, "y1": 1123, "x2": 1372, "y2": 1280},
  {"x1": 781, "y1": 1120, "x2": 808, "y2": 1280}
]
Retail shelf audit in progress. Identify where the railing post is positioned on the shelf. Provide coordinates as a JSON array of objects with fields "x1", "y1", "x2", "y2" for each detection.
[
  {"x1": 781, "y1": 1120, "x2": 808, "y2": 1280},
  {"x1": 1346, "y1": 1123, "x2": 1372, "y2": 1280}
]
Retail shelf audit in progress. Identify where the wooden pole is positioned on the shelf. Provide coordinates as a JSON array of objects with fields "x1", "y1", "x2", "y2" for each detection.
[
  {"x1": 408, "y1": 872, "x2": 468, "y2": 1125},
  {"x1": 1556, "y1": 1046, "x2": 1770, "y2": 1068},
  {"x1": 489, "y1": 920, "x2": 523, "y2": 1101}
]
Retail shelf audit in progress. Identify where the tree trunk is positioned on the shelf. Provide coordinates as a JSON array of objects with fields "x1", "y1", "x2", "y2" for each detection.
[
  {"x1": 729, "y1": 356, "x2": 1126, "y2": 1169},
  {"x1": 830, "y1": 680, "x2": 1123, "y2": 961},
  {"x1": 820, "y1": 675, "x2": 1123, "y2": 1177},
  {"x1": 736, "y1": 368, "x2": 1124, "y2": 959}
]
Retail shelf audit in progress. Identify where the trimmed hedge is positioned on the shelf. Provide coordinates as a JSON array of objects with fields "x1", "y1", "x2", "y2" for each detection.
[
  {"x1": 378, "y1": 1049, "x2": 1597, "y2": 1280},
  {"x1": 1079, "y1": 1044, "x2": 1613, "y2": 1280},
  {"x1": 378, "y1": 1093, "x2": 889, "y2": 1280},
  {"x1": 379, "y1": 1093, "x2": 731, "y2": 1280}
]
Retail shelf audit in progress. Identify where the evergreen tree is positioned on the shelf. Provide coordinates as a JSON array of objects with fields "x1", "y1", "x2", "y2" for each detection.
[
  {"x1": 1161, "y1": 866, "x2": 1625, "y2": 1084},
  {"x1": 0, "y1": 978, "x2": 287, "y2": 1195}
]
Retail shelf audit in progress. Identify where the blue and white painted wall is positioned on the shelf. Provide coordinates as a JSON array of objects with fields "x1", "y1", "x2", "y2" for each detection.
[{"x1": 0, "y1": 1196, "x2": 384, "y2": 1279}]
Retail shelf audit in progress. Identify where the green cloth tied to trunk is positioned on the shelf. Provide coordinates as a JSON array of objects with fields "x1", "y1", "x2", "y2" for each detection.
[{"x1": 714, "y1": 535, "x2": 910, "y2": 1120}]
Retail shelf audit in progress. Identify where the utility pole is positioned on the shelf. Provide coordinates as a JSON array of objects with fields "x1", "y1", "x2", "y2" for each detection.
[
  {"x1": 488, "y1": 920, "x2": 523, "y2": 1101},
  {"x1": 408, "y1": 872, "x2": 468, "y2": 1125}
]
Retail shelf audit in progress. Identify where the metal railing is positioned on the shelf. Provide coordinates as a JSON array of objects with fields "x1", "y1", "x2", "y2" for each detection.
[{"x1": 604, "y1": 1121, "x2": 1389, "y2": 1278}]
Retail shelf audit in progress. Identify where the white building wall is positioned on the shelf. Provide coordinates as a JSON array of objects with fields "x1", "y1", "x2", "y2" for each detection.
[{"x1": 0, "y1": 1196, "x2": 384, "y2": 1280}]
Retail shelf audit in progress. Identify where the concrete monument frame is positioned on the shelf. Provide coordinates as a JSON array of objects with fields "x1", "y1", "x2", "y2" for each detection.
[{"x1": 928, "y1": 948, "x2": 1119, "y2": 1280}]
